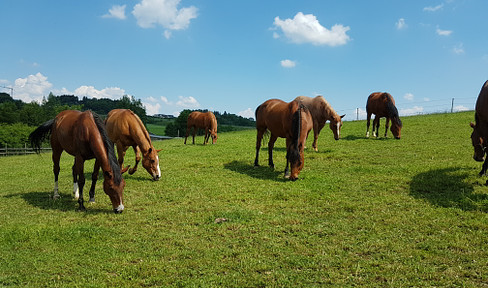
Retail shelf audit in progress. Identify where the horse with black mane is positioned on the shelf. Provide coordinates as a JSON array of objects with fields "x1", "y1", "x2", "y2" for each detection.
[
  {"x1": 254, "y1": 99, "x2": 313, "y2": 180},
  {"x1": 366, "y1": 92, "x2": 402, "y2": 139},
  {"x1": 470, "y1": 80, "x2": 488, "y2": 176},
  {"x1": 29, "y1": 110, "x2": 125, "y2": 213}
]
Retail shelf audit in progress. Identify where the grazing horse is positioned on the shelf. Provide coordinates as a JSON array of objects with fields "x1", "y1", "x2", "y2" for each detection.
[
  {"x1": 366, "y1": 92, "x2": 402, "y2": 139},
  {"x1": 29, "y1": 110, "x2": 125, "y2": 213},
  {"x1": 254, "y1": 99, "x2": 313, "y2": 180},
  {"x1": 470, "y1": 80, "x2": 488, "y2": 176},
  {"x1": 184, "y1": 111, "x2": 218, "y2": 145},
  {"x1": 295, "y1": 95, "x2": 345, "y2": 151},
  {"x1": 105, "y1": 109, "x2": 161, "y2": 181}
]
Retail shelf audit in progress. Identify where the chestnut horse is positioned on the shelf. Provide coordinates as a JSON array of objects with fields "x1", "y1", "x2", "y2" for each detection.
[
  {"x1": 29, "y1": 110, "x2": 125, "y2": 213},
  {"x1": 184, "y1": 111, "x2": 218, "y2": 145},
  {"x1": 105, "y1": 109, "x2": 161, "y2": 181},
  {"x1": 295, "y1": 95, "x2": 345, "y2": 151},
  {"x1": 470, "y1": 80, "x2": 488, "y2": 175},
  {"x1": 366, "y1": 92, "x2": 402, "y2": 139},
  {"x1": 254, "y1": 99, "x2": 313, "y2": 180}
]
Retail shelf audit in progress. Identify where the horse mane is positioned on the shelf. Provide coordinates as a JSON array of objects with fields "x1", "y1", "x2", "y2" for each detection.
[
  {"x1": 385, "y1": 94, "x2": 403, "y2": 127},
  {"x1": 29, "y1": 118, "x2": 55, "y2": 154},
  {"x1": 130, "y1": 110, "x2": 153, "y2": 148},
  {"x1": 288, "y1": 104, "x2": 303, "y2": 166},
  {"x1": 92, "y1": 111, "x2": 122, "y2": 185}
]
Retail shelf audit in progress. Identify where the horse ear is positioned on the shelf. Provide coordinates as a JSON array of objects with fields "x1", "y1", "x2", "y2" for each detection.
[
  {"x1": 156, "y1": 149, "x2": 162, "y2": 153},
  {"x1": 340, "y1": 114, "x2": 345, "y2": 119}
]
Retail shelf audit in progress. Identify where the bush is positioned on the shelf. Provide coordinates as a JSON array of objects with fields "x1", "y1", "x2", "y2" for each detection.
[{"x1": 0, "y1": 123, "x2": 35, "y2": 147}]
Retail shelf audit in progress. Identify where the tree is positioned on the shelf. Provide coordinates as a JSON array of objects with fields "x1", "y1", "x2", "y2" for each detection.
[{"x1": 165, "y1": 109, "x2": 192, "y2": 137}]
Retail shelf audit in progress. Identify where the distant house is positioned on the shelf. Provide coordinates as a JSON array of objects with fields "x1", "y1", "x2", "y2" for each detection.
[{"x1": 153, "y1": 114, "x2": 176, "y2": 119}]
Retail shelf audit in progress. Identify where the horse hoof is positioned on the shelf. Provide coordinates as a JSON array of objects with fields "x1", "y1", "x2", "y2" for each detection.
[
  {"x1": 128, "y1": 168, "x2": 136, "y2": 175},
  {"x1": 89, "y1": 198, "x2": 95, "y2": 203}
]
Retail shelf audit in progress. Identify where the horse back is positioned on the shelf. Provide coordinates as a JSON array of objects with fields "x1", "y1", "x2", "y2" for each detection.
[
  {"x1": 476, "y1": 81, "x2": 488, "y2": 123},
  {"x1": 366, "y1": 92, "x2": 395, "y2": 117},
  {"x1": 256, "y1": 99, "x2": 300, "y2": 138}
]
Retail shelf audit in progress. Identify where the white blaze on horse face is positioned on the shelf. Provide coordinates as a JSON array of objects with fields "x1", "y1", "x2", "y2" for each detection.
[
  {"x1": 336, "y1": 122, "x2": 341, "y2": 138},
  {"x1": 73, "y1": 182, "x2": 79, "y2": 199},
  {"x1": 156, "y1": 155, "x2": 161, "y2": 178}
]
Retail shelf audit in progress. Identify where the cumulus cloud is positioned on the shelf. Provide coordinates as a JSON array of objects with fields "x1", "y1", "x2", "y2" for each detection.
[
  {"x1": 176, "y1": 95, "x2": 200, "y2": 108},
  {"x1": 73, "y1": 86, "x2": 126, "y2": 99},
  {"x1": 423, "y1": 4, "x2": 444, "y2": 12},
  {"x1": 454, "y1": 105, "x2": 469, "y2": 112},
  {"x1": 404, "y1": 93, "x2": 414, "y2": 101},
  {"x1": 281, "y1": 59, "x2": 296, "y2": 68},
  {"x1": 13, "y1": 73, "x2": 53, "y2": 103},
  {"x1": 103, "y1": 5, "x2": 127, "y2": 20},
  {"x1": 396, "y1": 18, "x2": 407, "y2": 30},
  {"x1": 453, "y1": 43, "x2": 465, "y2": 54},
  {"x1": 273, "y1": 12, "x2": 350, "y2": 46},
  {"x1": 143, "y1": 97, "x2": 161, "y2": 115},
  {"x1": 238, "y1": 108, "x2": 254, "y2": 119},
  {"x1": 132, "y1": 0, "x2": 198, "y2": 38},
  {"x1": 436, "y1": 26, "x2": 452, "y2": 36},
  {"x1": 400, "y1": 106, "x2": 424, "y2": 116}
]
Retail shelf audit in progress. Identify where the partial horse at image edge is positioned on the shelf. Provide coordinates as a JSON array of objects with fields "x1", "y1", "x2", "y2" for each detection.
[
  {"x1": 254, "y1": 99, "x2": 313, "y2": 181},
  {"x1": 105, "y1": 109, "x2": 161, "y2": 181},
  {"x1": 470, "y1": 80, "x2": 488, "y2": 176},
  {"x1": 29, "y1": 110, "x2": 126, "y2": 213},
  {"x1": 366, "y1": 92, "x2": 403, "y2": 139}
]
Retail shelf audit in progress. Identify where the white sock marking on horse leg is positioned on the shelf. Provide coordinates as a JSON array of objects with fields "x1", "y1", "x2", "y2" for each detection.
[
  {"x1": 53, "y1": 181, "x2": 60, "y2": 199},
  {"x1": 73, "y1": 182, "x2": 79, "y2": 200},
  {"x1": 366, "y1": 131, "x2": 370, "y2": 138}
]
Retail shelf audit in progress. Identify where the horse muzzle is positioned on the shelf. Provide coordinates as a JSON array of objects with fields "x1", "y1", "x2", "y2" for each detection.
[
  {"x1": 113, "y1": 204, "x2": 124, "y2": 214},
  {"x1": 474, "y1": 155, "x2": 484, "y2": 162}
]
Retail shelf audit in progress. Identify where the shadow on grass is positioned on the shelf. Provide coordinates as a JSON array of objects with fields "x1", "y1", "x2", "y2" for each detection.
[
  {"x1": 409, "y1": 167, "x2": 488, "y2": 212},
  {"x1": 4, "y1": 191, "x2": 111, "y2": 214},
  {"x1": 223, "y1": 160, "x2": 286, "y2": 182}
]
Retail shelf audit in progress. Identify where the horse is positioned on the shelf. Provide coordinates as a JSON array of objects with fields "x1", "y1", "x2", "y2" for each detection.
[
  {"x1": 29, "y1": 110, "x2": 125, "y2": 213},
  {"x1": 294, "y1": 95, "x2": 345, "y2": 151},
  {"x1": 365, "y1": 92, "x2": 403, "y2": 139},
  {"x1": 105, "y1": 109, "x2": 161, "y2": 181},
  {"x1": 254, "y1": 99, "x2": 313, "y2": 181},
  {"x1": 184, "y1": 111, "x2": 218, "y2": 145},
  {"x1": 470, "y1": 80, "x2": 488, "y2": 176}
]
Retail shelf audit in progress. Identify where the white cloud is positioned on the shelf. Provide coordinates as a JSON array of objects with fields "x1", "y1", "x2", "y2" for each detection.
[
  {"x1": 160, "y1": 96, "x2": 170, "y2": 104},
  {"x1": 103, "y1": 5, "x2": 127, "y2": 20},
  {"x1": 453, "y1": 43, "x2": 465, "y2": 54},
  {"x1": 238, "y1": 108, "x2": 254, "y2": 119},
  {"x1": 273, "y1": 12, "x2": 350, "y2": 46},
  {"x1": 423, "y1": 4, "x2": 444, "y2": 12},
  {"x1": 281, "y1": 59, "x2": 296, "y2": 68},
  {"x1": 453, "y1": 105, "x2": 469, "y2": 112},
  {"x1": 176, "y1": 95, "x2": 200, "y2": 108},
  {"x1": 404, "y1": 93, "x2": 414, "y2": 101},
  {"x1": 144, "y1": 102, "x2": 161, "y2": 115},
  {"x1": 73, "y1": 86, "x2": 126, "y2": 99},
  {"x1": 396, "y1": 18, "x2": 407, "y2": 30},
  {"x1": 163, "y1": 30, "x2": 172, "y2": 39},
  {"x1": 132, "y1": 0, "x2": 198, "y2": 35},
  {"x1": 436, "y1": 27, "x2": 452, "y2": 36},
  {"x1": 13, "y1": 73, "x2": 53, "y2": 103},
  {"x1": 400, "y1": 106, "x2": 424, "y2": 116}
]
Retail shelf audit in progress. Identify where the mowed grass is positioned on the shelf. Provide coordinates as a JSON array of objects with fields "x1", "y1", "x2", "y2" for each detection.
[{"x1": 0, "y1": 111, "x2": 487, "y2": 287}]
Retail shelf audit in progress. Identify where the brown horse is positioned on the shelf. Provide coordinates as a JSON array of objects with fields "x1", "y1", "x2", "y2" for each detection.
[
  {"x1": 29, "y1": 110, "x2": 125, "y2": 213},
  {"x1": 295, "y1": 95, "x2": 345, "y2": 151},
  {"x1": 366, "y1": 92, "x2": 402, "y2": 139},
  {"x1": 470, "y1": 80, "x2": 488, "y2": 176},
  {"x1": 254, "y1": 99, "x2": 313, "y2": 180},
  {"x1": 184, "y1": 111, "x2": 218, "y2": 145},
  {"x1": 105, "y1": 109, "x2": 161, "y2": 181}
]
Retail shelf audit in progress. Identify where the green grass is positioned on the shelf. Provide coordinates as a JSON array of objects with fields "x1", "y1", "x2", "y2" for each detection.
[{"x1": 1, "y1": 111, "x2": 487, "y2": 287}]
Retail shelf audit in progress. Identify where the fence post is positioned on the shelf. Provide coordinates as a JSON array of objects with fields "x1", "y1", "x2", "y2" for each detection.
[
  {"x1": 451, "y1": 98, "x2": 454, "y2": 113},
  {"x1": 356, "y1": 108, "x2": 359, "y2": 121}
]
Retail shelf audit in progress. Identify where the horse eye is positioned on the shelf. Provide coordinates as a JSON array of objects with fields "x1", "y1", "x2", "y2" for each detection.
[{"x1": 151, "y1": 160, "x2": 155, "y2": 163}]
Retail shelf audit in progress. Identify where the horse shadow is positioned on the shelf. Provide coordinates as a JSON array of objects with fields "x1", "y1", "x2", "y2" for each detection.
[
  {"x1": 4, "y1": 191, "x2": 110, "y2": 214},
  {"x1": 409, "y1": 167, "x2": 488, "y2": 212},
  {"x1": 223, "y1": 160, "x2": 286, "y2": 182}
]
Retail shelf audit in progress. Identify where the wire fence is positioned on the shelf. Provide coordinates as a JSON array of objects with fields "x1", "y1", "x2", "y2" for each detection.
[{"x1": 0, "y1": 144, "x2": 51, "y2": 157}]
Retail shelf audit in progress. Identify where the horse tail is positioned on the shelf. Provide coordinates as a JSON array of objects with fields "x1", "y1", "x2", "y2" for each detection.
[
  {"x1": 92, "y1": 111, "x2": 122, "y2": 185},
  {"x1": 29, "y1": 119, "x2": 55, "y2": 154},
  {"x1": 288, "y1": 104, "x2": 302, "y2": 165}
]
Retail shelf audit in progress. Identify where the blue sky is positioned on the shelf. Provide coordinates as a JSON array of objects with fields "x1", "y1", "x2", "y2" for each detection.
[{"x1": 0, "y1": 0, "x2": 487, "y2": 120}]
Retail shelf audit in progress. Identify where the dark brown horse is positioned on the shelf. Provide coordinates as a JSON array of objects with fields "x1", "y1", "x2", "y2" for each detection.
[
  {"x1": 105, "y1": 109, "x2": 161, "y2": 181},
  {"x1": 470, "y1": 80, "x2": 488, "y2": 175},
  {"x1": 295, "y1": 95, "x2": 345, "y2": 151},
  {"x1": 254, "y1": 99, "x2": 313, "y2": 180},
  {"x1": 366, "y1": 92, "x2": 402, "y2": 139},
  {"x1": 184, "y1": 111, "x2": 218, "y2": 145},
  {"x1": 29, "y1": 110, "x2": 125, "y2": 213}
]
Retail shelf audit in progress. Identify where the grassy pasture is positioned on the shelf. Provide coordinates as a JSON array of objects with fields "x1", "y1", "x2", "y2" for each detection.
[{"x1": 0, "y1": 111, "x2": 487, "y2": 287}]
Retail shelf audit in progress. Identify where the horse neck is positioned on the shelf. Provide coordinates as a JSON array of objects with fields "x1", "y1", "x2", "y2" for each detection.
[
  {"x1": 131, "y1": 118, "x2": 153, "y2": 153},
  {"x1": 318, "y1": 99, "x2": 338, "y2": 122}
]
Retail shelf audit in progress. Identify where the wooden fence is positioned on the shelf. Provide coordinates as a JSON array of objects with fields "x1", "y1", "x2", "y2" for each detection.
[{"x1": 0, "y1": 144, "x2": 51, "y2": 157}]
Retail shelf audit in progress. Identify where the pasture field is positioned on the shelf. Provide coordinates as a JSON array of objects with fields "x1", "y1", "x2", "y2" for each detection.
[{"x1": 0, "y1": 111, "x2": 487, "y2": 287}]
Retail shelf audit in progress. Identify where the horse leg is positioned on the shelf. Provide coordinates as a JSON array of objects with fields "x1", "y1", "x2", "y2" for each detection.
[
  {"x1": 88, "y1": 160, "x2": 100, "y2": 203},
  {"x1": 204, "y1": 129, "x2": 209, "y2": 145},
  {"x1": 192, "y1": 127, "x2": 196, "y2": 145},
  {"x1": 254, "y1": 129, "x2": 265, "y2": 167},
  {"x1": 129, "y1": 145, "x2": 140, "y2": 175},
  {"x1": 480, "y1": 157, "x2": 488, "y2": 176},
  {"x1": 116, "y1": 142, "x2": 129, "y2": 174},
  {"x1": 74, "y1": 156, "x2": 86, "y2": 211},
  {"x1": 184, "y1": 127, "x2": 190, "y2": 144},
  {"x1": 284, "y1": 137, "x2": 291, "y2": 178},
  {"x1": 72, "y1": 162, "x2": 79, "y2": 200},
  {"x1": 52, "y1": 149, "x2": 62, "y2": 199},
  {"x1": 366, "y1": 113, "x2": 372, "y2": 138},
  {"x1": 268, "y1": 134, "x2": 278, "y2": 169},
  {"x1": 384, "y1": 118, "x2": 390, "y2": 137},
  {"x1": 373, "y1": 116, "x2": 380, "y2": 138}
]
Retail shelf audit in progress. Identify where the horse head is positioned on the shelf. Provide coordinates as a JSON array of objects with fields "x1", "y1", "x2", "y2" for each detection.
[
  {"x1": 390, "y1": 117, "x2": 403, "y2": 139},
  {"x1": 142, "y1": 147, "x2": 162, "y2": 181},
  {"x1": 470, "y1": 122, "x2": 485, "y2": 162},
  {"x1": 210, "y1": 130, "x2": 218, "y2": 144},
  {"x1": 102, "y1": 171, "x2": 126, "y2": 213},
  {"x1": 329, "y1": 114, "x2": 345, "y2": 140}
]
